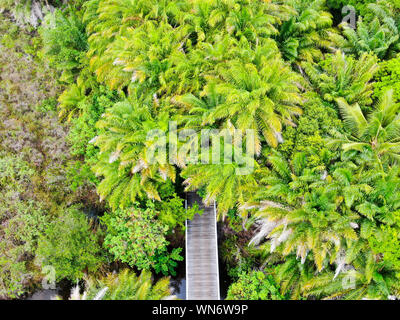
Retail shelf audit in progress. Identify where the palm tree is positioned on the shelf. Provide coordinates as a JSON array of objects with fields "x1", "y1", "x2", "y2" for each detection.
[
  {"x1": 302, "y1": 50, "x2": 379, "y2": 107},
  {"x1": 330, "y1": 1, "x2": 400, "y2": 60},
  {"x1": 60, "y1": 269, "x2": 176, "y2": 300},
  {"x1": 91, "y1": 269, "x2": 176, "y2": 300},
  {"x1": 84, "y1": 0, "x2": 295, "y2": 92},
  {"x1": 202, "y1": 59, "x2": 303, "y2": 151},
  {"x1": 244, "y1": 149, "x2": 400, "y2": 299},
  {"x1": 329, "y1": 90, "x2": 400, "y2": 168},
  {"x1": 332, "y1": 18, "x2": 399, "y2": 60},
  {"x1": 84, "y1": 0, "x2": 186, "y2": 90},
  {"x1": 171, "y1": 82, "x2": 224, "y2": 130},
  {"x1": 83, "y1": 0, "x2": 187, "y2": 86},
  {"x1": 182, "y1": 0, "x2": 295, "y2": 44},
  {"x1": 57, "y1": 83, "x2": 86, "y2": 121},
  {"x1": 242, "y1": 152, "x2": 359, "y2": 272},
  {"x1": 182, "y1": 160, "x2": 260, "y2": 219},
  {"x1": 276, "y1": 0, "x2": 335, "y2": 65},
  {"x1": 89, "y1": 19, "x2": 188, "y2": 91},
  {"x1": 92, "y1": 99, "x2": 176, "y2": 210},
  {"x1": 272, "y1": 255, "x2": 315, "y2": 299},
  {"x1": 303, "y1": 246, "x2": 399, "y2": 300}
]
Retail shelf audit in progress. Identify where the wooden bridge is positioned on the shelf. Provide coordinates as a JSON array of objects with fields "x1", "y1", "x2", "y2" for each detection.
[{"x1": 185, "y1": 192, "x2": 220, "y2": 300}]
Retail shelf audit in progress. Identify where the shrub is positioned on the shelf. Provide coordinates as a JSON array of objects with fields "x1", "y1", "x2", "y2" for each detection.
[
  {"x1": 40, "y1": 9, "x2": 88, "y2": 82},
  {"x1": 226, "y1": 271, "x2": 285, "y2": 300},
  {"x1": 101, "y1": 203, "x2": 183, "y2": 274},
  {"x1": 35, "y1": 209, "x2": 103, "y2": 281}
]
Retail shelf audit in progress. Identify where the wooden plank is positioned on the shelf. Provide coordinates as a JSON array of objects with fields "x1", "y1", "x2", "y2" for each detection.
[{"x1": 185, "y1": 192, "x2": 220, "y2": 300}]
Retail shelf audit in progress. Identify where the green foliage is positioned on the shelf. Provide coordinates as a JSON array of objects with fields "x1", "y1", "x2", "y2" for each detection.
[
  {"x1": 329, "y1": 90, "x2": 400, "y2": 167},
  {"x1": 303, "y1": 50, "x2": 379, "y2": 107},
  {"x1": 101, "y1": 203, "x2": 182, "y2": 275},
  {"x1": 277, "y1": 0, "x2": 335, "y2": 65},
  {"x1": 182, "y1": 162, "x2": 260, "y2": 218},
  {"x1": 156, "y1": 193, "x2": 201, "y2": 230},
  {"x1": 35, "y1": 209, "x2": 103, "y2": 281},
  {"x1": 84, "y1": 0, "x2": 302, "y2": 146},
  {"x1": 331, "y1": 2, "x2": 400, "y2": 60},
  {"x1": 92, "y1": 99, "x2": 176, "y2": 210},
  {"x1": 271, "y1": 255, "x2": 314, "y2": 299},
  {"x1": 83, "y1": 0, "x2": 296, "y2": 91},
  {"x1": 85, "y1": 269, "x2": 175, "y2": 300},
  {"x1": 226, "y1": 209, "x2": 246, "y2": 233},
  {"x1": 279, "y1": 92, "x2": 342, "y2": 166},
  {"x1": 79, "y1": 0, "x2": 306, "y2": 218},
  {"x1": 152, "y1": 248, "x2": 184, "y2": 277},
  {"x1": 0, "y1": 154, "x2": 49, "y2": 298},
  {"x1": 243, "y1": 150, "x2": 400, "y2": 299},
  {"x1": 199, "y1": 57, "x2": 303, "y2": 150},
  {"x1": 303, "y1": 253, "x2": 398, "y2": 299},
  {"x1": 0, "y1": 14, "x2": 90, "y2": 298},
  {"x1": 40, "y1": 9, "x2": 88, "y2": 83},
  {"x1": 369, "y1": 224, "x2": 400, "y2": 274},
  {"x1": 226, "y1": 271, "x2": 285, "y2": 300},
  {"x1": 221, "y1": 233, "x2": 257, "y2": 280},
  {"x1": 243, "y1": 151, "x2": 359, "y2": 272},
  {"x1": 65, "y1": 84, "x2": 120, "y2": 190},
  {"x1": 374, "y1": 54, "x2": 400, "y2": 102},
  {"x1": 6, "y1": 0, "x2": 400, "y2": 301}
]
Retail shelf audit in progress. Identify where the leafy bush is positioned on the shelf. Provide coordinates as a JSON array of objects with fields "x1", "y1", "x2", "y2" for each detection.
[
  {"x1": 226, "y1": 271, "x2": 285, "y2": 300},
  {"x1": 40, "y1": 9, "x2": 88, "y2": 83},
  {"x1": 35, "y1": 209, "x2": 103, "y2": 281},
  {"x1": 65, "y1": 84, "x2": 120, "y2": 191},
  {"x1": 151, "y1": 248, "x2": 184, "y2": 277},
  {"x1": 0, "y1": 154, "x2": 49, "y2": 298},
  {"x1": 220, "y1": 234, "x2": 257, "y2": 280},
  {"x1": 374, "y1": 54, "x2": 400, "y2": 102},
  {"x1": 279, "y1": 92, "x2": 342, "y2": 167},
  {"x1": 156, "y1": 193, "x2": 201, "y2": 230},
  {"x1": 101, "y1": 203, "x2": 182, "y2": 275},
  {"x1": 369, "y1": 224, "x2": 400, "y2": 275}
]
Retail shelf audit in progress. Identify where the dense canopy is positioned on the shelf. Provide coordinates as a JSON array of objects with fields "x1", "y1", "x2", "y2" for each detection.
[{"x1": 2, "y1": 0, "x2": 400, "y2": 300}]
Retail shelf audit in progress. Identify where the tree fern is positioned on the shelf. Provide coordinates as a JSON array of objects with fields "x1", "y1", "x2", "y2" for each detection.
[
  {"x1": 276, "y1": 0, "x2": 336, "y2": 65},
  {"x1": 303, "y1": 50, "x2": 379, "y2": 106},
  {"x1": 92, "y1": 99, "x2": 176, "y2": 209}
]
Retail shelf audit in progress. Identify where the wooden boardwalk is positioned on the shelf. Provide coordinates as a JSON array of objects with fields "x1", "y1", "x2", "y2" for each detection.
[{"x1": 185, "y1": 192, "x2": 220, "y2": 300}]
